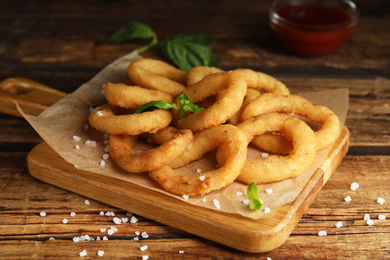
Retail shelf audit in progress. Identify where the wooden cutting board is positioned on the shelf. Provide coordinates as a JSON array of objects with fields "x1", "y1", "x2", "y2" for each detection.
[{"x1": 26, "y1": 126, "x2": 349, "y2": 253}]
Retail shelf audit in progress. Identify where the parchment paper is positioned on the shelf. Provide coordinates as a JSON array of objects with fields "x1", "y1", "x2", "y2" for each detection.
[{"x1": 19, "y1": 51, "x2": 348, "y2": 219}]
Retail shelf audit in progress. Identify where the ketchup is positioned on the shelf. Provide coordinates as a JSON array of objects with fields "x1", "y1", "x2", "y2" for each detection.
[{"x1": 269, "y1": 4, "x2": 358, "y2": 56}]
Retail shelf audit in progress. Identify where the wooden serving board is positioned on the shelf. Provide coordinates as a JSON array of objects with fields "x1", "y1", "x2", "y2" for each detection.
[{"x1": 27, "y1": 126, "x2": 349, "y2": 253}]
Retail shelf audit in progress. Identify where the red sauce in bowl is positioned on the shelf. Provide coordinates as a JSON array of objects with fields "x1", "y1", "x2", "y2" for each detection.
[{"x1": 269, "y1": 1, "x2": 359, "y2": 56}]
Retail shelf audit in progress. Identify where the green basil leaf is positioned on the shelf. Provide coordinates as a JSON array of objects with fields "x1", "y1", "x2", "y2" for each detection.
[
  {"x1": 106, "y1": 21, "x2": 156, "y2": 43},
  {"x1": 160, "y1": 36, "x2": 218, "y2": 71},
  {"x1": 182, "y1": 103, "x2": 204, "y2": 114},
  {"x1": 250, "y1": 199, "x2": 263, "y2": 210},
  {"x1": 134, "y1": 100, "x2": 177, "y2": 114},
  {"x1": 166, "y1": 34, "x2": 217, "y2": 45},
  {"x1": 247, "y1": 182, "x2": 264, "y2": 210}
]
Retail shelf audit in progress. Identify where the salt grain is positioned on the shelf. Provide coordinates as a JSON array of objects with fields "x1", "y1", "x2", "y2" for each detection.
[
  {"x1": 213, "y1": 199, "x2": 221, "y2": 209},
  {"x1": 264, "y1": 207, "x2": 271, "y2": 213},
  {"x1": 199, "y1": 175, "x2": 205, "y2": 181},
  {"x1": 121, "y1": 217, "x2": 129, "y2": 223},
  {"x1": 96, "y1": 236, "x2": 101, "y2": 241},
  {"x1": 196, "y1": 168, "x2": 202, "y2": 173},
  {"x1": 70, "y1": 212, "x2": 76, "y2": 217},
  {"x1": 133, "y1": 237, "x2": 139, "y2": 241},
  {"x1": 73, "y1": 237, "x2": 80, "y2": 243},
  {"x1": 350, "y1": 182, "x2": 359, "y2": 191},
  {"x1": 113, "y1": 217, "x2": 122, "y2": 225},
  {"x1": 40, "y1": 211, "x2": 46, "y2": 217},
  {"x1": 377, "y1": 197, "x2": 385, "y2": 205},
  {"x1": 344, "y1": 196, "x2": 352, "y2": 202},
  {"x1": 266, "y1": 188, "x2": 273, "y2": 194},
  {"x1": 366, "y1": 219, "x2": 374, "y2": 226},
  {"x1": 100, "y1": 228, "x2": 106, "y2": 232},
  {"x1": 142, "y1": 256, "x2": 149, "y2": 260},
  {"x1": 126, "y1": 212, "x2": 133, "y2": 217},
  {"x1": 73, "y1": 135, "x2": 81, "y2": 141},
  {"x1": 243, "y1": 199, "x2": 250, "y2": 205},
  {"x1": 179, "y1": 251, "x2": 184, "y2": 254},
  {"x1": 97, "y1": 250, "x2": 104, "y2": 257},
  {"x1": 261, "y1": 153, "x2": 269, "y2": 158},
  {"x1": 102, "y1": 236, "x2": 108, "y2": 240},
  {"x1": 85, "y1": 200, "x2": 90, "y2": 205},
  {"x1": 79, "y1": 250, "x2": 87, "y2": 257},
  {"x1": 100, "y1": 160, "x2": 106, "y2": 167},
  {"x1": 140, "y1": 245, "x2": 148, "y2": 251},
  {"x1": 318, "y1": 230, "x2": 327, "y2": 236},
  {"x1": 75, "y1": 145, "x2": 80, "y2": 150},
  {"x1": 130, "y1": 216, "x2": 138, "y2": 223},
  {"x1": 378, "y1": 214, "x2": 386, "y2": 220},
  {"x1": 102, "y1": 153, "x2": 109, "y2": 160},
  {"x1": 62, "y1": 218, "x2": 68, "y2": 224},
  {"x1": 49, "y1": 237, "x2": 55, "y2": 240},
  {"x1": 100, "y1": 211, "x2": 104, "y2": 216},
  {"x1": 235, "y1": 191, "x2": 243, "y2": 196},
  {"x1": 182, "y1": 195, "x2": 189, "y2": 200},
  {"x1": 364, "y1": 214, "x2": 371, "y2": 220},
  {"x1": 141, "y1": 232, "x2": 149, "y2": 238},
  {"x1": 335, "y1": 221, "x2": 343, "y2": 228}
]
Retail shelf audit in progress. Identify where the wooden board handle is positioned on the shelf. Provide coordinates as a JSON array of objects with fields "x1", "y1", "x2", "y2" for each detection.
[{"x1": 0, "y1": 77, "x2": 67, "y2": 117}]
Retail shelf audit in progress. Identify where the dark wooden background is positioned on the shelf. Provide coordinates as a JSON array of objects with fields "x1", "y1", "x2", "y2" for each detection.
[{"x1": 1, "y1": 0, "x2": 389, "y2": 259}]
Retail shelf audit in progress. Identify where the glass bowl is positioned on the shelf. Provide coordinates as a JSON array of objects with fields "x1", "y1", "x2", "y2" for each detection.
[{"x1": 269, "y1": 0, "x2": 359, "y2": 56}]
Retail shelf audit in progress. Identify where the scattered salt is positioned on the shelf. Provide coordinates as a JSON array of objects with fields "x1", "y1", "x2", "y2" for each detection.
[
  {"x1": 266, "y1": 188, "x2": 273, "y2": 194},
  {"x1": 142, "y1": 256, "x2": 149, "y2": 260},
  {"x1": 104, "y1": 145, "x2": 110, "y2": 153},
  {"x1": 133, "y1": 236, "x2": 139, "y2": 241},
  {"x1": 213, "y1": 199, "x2": 221, "y2": 209},
  {"x1": 318, "y1": 230, "x2": 327, "y2": 236},
  {"x1": 135, "y1": 231, "x2": 140, "y2": 236},
  {"x1": 344, "y1": 196, "x2": 352, "y2": 202},
  {"x1": 264, "y1": 207, "x2": 271, "y2": 213},
  {"x1": 126, "y1": 212, "x2": 133, "y2": 217},
  {"x1": 121, "y1": 217, "x2": 129, "y2": 223},
  {"x1": 235, "y1": 191, "x2": 243, "y2": 196},
  {"x1": 79, "y1": 250, "x2": 87, "y2": 257},
  {"x1": 62, "y1": 218, "x2": 68, "y2": 224},
  {"x1": 378, "y1": 214, "x2": 386, "y2": 220},
  {"x1": 70, "y1": 212, "x2": 76, "y2": 217},
  {"x1": 335, "y1": 221, "x2": 343, "y2": 228},
  {"x1": 100, "y1": 211, "x2": 105, "y2": 216},
  {"x1": 364, "y1": 214, "x2": 371, "y2": 220},
  {"x1": 140, "y1": 245, "x2": 148, "y2": 251},
  {"x1": 40, "y1": 211, "x2": 46, "y2": 217},
  {"x1": 267, "y1": 258, "x2": 272, "y2": 260},
  {"x1": 102, "y1": 153, "x2": 109, "y2": 160},
  {"x1": 350, "y1": 182, "x2": 359, "y2": 191},
  {"x1": 179, "y1": 250, "x2": 184, "y2": 254},
  {"x1": 49, "y1": 237, "x2": 55, "y2": 240},
  {"x1": 100, "y1": 228, "x2": 106, "y2": 232},
  {"x1": 75, "y1": 145, "x2": 80, "y2": 149},
  {"x1": 199, "y1": 175, "x2": 205, "y2": 181},
  {"x1": 100, "y1": 160, "x2": 106, "y2": 167},
  {"x1": 84, "y1": 200, "x2": 90, "y2": 205},
  {"x1": 196, "y1": 168, "x2": 202, "y2": 173},
  {"x1": 96, "y1": 236, "x2": 101, "y2": 241},
  {"x1": 73, "y1": 237, "x2": 80, "y2": 243},
  {"x1": 366, "y1": 219, "x2": 374, "y2": 226},
  {"x1": 90, "y1": 141, "x2": 97, "y2": 147},
  {"x1": 113, "y1": 217, "x2": 122, "y2": 225},
  {"x1": 202, "y1": 197, "x2": 207, "y2": 202},
  {"x1": 102, "y1": 236, "x2": 108, "y2": 240},
  {"x1": 243, "y1": 199, "x2": 250, "y2": 205},
  {"x1": 377, "y1": 197, "x2": 385, "y2": 205},
  {"x1": 182, "y1": 195, "x2": 189, "y2": 200},
  {"x1": 261, "y1": 153, "x2": 269, "y2": 158},
  {"x1": 97, "y1": 250, "x2": 104, "y2": 257},
  {"x1": 141, "y1": 232, "x2": 149, "y2": 238}
]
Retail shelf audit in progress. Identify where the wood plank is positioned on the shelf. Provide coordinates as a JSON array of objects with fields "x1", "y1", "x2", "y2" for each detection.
[{"x1": 25, "y1": 127, "x2": 349, "y2": 253}]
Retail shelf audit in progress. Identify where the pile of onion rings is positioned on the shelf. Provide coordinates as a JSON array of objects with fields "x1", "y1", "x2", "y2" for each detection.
[{"x1": 89, "y1": 58, "x2": 341, "y2": 197}]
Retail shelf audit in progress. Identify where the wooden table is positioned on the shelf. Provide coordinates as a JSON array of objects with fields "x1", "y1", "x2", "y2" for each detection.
[{"x1": 1, "y1": 0, "x2": 389, "y2": 259}]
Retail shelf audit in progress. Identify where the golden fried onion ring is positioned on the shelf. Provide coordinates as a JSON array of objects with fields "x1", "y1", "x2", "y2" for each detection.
[
  {"x1": 177, "y1": 70, "x2": 247, "y2": 132},
  {"x1": 103, "y1": 82, "x2": 173, "y2": 109},
  {"x1": 234, "y1": 113, "x2": 317, "y2": 184},
  {"x1": 109, "y1": 127, "x2": 193, "y2": 173},
  {"x1": 148, "y1": 125, "x2": 248, "y2": 197},
  {"x1": 89, "y1": 104, "x2": 172, "y2": 135},
  {"x1": 241, "y1": 93, "x2": 341, "y2": 150},
  {"x1": 127, "y1": 58, "x2": 187, "y2": 96}
]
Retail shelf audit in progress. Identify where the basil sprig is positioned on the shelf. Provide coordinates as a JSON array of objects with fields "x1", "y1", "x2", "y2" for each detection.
[
  {"x1": 247, "y1": 182, "x2": 264, "y2": 210},
  {"x1": 106, "y1": 21, "x2": 218, "y2": 71},
  {"x1": 134, "y1": 93, "x2": 203, "y2": 119}
]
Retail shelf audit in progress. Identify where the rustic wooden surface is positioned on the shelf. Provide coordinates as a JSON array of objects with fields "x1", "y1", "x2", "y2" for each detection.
[{"x1": 1, "y1": 0, "x2": 389, "y2": 259}]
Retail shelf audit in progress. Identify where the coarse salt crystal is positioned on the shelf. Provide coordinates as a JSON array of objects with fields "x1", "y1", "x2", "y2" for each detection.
[
  {"x1": 243, "y1": 199, "x2": 250, "y2": 205},
  {"x1": 140, "y1": 245, "x2": 148, "y2": 251},
  {"x1": 235, "y1": 191, "x2": 243, "y2": 196},
  {"x1": 102, "y1": 153, "x2": 109, "y2": 160},
  {"x1": 261, "y1": 153, "x2": 269, "y2": 158},
  {"x1": 100, "y1": 160, "x2": 105, "y2": 167},
  {"x1": 100, "y1": 228, "x2": 106, "y2": 232},
  {"x1": 142, "y1": 256, "x2": 149, "y2": 260},
  {"x1": 196, "y1": 168, "x2": 202, "y2": 173},
  {"x1": 266, "y1": 188, "x2": 273, "y2": 194},
  {"x1": 73, "y1": 135, "x2": 81, "y2": 141},
  {"x1": 367, "y1": 219, "x2": 374, "y2": 226},
  {"x1": 70, "y1": 212, "x2": 76, "y2": 217},
  {"x1": 73, "y1": 237, "x2": 80, "y2": 243},
  {"x1": 199, "y1": 175, "x2": 205, "y2": 181},
  {"x1": 126, "y1": 212, "x2": 133, "y2": 217},
  {"x1": 113, "y1": 217, "x2": 122, "y2": 225},
  {"x1": 318, "y1": 230, "x2": 327, "y2": 236},
  {"x1": 104, "y1": 145, "x2": 110, "y2": 153},
  {"x1": 133, "y1": 237, "x2": 139, "y2": 241},
  {"x1": 107, "y1": 229, "x2": 115, "y2": 236},
  {"x1": 49, "y1": 237, "x2": 55, "y2": 240},
  {"x1": 364, "y1": 214, "x2": 370, "y2": 220},
  {"x1": 100, "y1": 211, "x2": 104, "y2": 216},
  {"x1": 179, "y1": 250, "x2": 184, "y2": 254},
  {"x1": 213, "y1": 199, "x2": 221, "y2": 209},
  {"x1": 377, "y1": 197, "x2": 385, "y2": 205},
  {"x1": 104, "y1": 139, "x2": 109, "y2": 145},
  {"x1": 85, "y1": 200, "x2": 90, "y2": 205},
  {"x1": 182, "y1": 195, "x2": 189, "y2": 200},
  {"x1": 75, "y1": 145, "x2": 80, "y2": 149},
  {"x1": 90, "y1": 141, "x2": 97, "y2": 147},
  {"x1": 344, "y1": 196, "x2": 352, "y2": 202},
  {"x1": 202, "y1": 197, "x2": 207, "y2": 202},
  {"x1": 62, "y1": 218, "x2": 68, "y2": 224},
  {"x1": 79, "y1": 250, "x2": 87, "y2": 257},
  {"x1": 102, "y1": 236, "x2": 108, "y2": 240},
  {"x1": 40, "y1": 211, "x2": 46, "y2": 217},
  {"x1": 96, "y1": 236, "x2": 101, "y2": 241},
  {"x1": 378, "y1": 214, "x2": 386, "y2": 220},
  {"x1": 85, "y1": 140, "x2": 91, "y2": 145},
  {"x1": 130, "y1": 216, "x2": 138, "y2": 223},
  {"x1": 350, "y1": 182, "x2": 359, "y2": 191},
  {"x1": 97, "y1": 250, "x2": 104, "y2": 257},
  {"x1": 267, "y1": 258, "x2": 272, "y2": 260},
  {"x1": 335, "y1": 221, "x2": 343, "y2": 228},
  {"x1": 264, "y1": 207, "x2": 271, "y2": 213},
  {"x1": 121, "y1": 217, "x2": 128, "y2": 223},
  {"x1": 141, "y1": 232, "x2": 149, "y2": 238}
]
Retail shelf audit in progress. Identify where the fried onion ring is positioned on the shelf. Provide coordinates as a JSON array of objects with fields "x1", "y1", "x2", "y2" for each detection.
[
  {"x1": 89, "y1": 104, "x2": 172, "y2": 135},
  {"x1": 229, "y1": 113, "x2": 316, "y2": 184},
  {"x1": 177, "y1": 70, "x2": 247, "y2": 132},
  {"x1": 127, "y1": 58, "x2": 187, "y2": 96},
  {"x1": 240, "y1": 93, "x2": 341, "y2": 150},
  {"x1": 103, "y1": 82, "x2": 173, "y2": 109},
  {"x1": 148, "y1": 125, "x2": 248, "y2": 196},
  {"x1": 186, "y1": 66, "x2": 223, "y2": 86},
  {"x1": 251, "y1": 132, "x2": 293, "y2": 155},
  {"x1": 109, "y1": 127, "x2": 193, "y2": 173}
]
